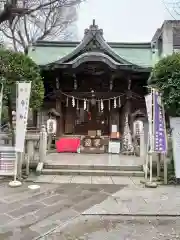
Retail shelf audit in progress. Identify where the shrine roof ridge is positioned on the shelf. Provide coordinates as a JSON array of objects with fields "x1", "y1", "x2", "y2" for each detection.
[{"x1": 32, "y1": 40, "x2": 151, "y2": 49}]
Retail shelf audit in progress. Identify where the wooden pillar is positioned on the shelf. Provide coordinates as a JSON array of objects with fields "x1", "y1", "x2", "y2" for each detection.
[
  {"x1": 126, "y1": 78, "x2": 133, "y2": 135},
  {"x1": 56, "y1": 95, "x2": 63, "y2": 137},
  {"x1": 64, "y1": 104, "x2": 75, "y2": 134},
  {"x1": 55, "y1": 76, "x2": 64, "y2": 137}
]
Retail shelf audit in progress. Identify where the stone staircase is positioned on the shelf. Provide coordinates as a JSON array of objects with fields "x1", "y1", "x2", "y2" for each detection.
[{"x1": 41, "y1": 163, "x2": 144, "y2": 177}]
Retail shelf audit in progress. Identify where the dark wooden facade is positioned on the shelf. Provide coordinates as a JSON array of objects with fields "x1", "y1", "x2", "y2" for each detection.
[{"x1": 39, "y1": 20, "x2": 150, "y2": 137}]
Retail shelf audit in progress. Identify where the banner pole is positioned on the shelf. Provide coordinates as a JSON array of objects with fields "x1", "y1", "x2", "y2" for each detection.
[
  {"x1": 145, "y1": 131, "x2": 150, "y2": 181},
  {"x1": 14, "y1": 152, "x2": 18, "y2": 182},
  {"x1": 145, "y1": 87, "x2": 157, "y2": 188},
  {"x1": 162, "y1": 99, "x2": 168, "y2": 184},
  {"x1": 149, "y1": 87, "x2": 153, "y2": 183}
]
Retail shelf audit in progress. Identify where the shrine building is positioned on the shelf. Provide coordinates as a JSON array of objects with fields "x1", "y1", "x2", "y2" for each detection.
[{"x1": 27, "y1": 20, "x2": 178, "y2": 141}]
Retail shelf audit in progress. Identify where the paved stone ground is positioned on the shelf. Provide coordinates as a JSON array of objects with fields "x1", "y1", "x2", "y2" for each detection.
[
  {"x1": 27, "y1": 175, "x2": 180, "y2": 216},
  {"x1": 27, "y1": 174, "x2": 145, "y2": 185},
  {"x1": 1, "y1": 176, "x2": 180, "y2": 239},
  {"x1": 0, "y1": 181, "x2": 123, "y2": 240},
  {"x1": 82, "y1": 184, "x2": 180, "y2": 216},
  {"x1": 44, "y1": 215, "x2": 180, "y2": 240}
]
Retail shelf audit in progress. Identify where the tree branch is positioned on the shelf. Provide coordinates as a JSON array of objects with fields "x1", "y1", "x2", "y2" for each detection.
[{"x1": 0, "y1": 0, "x2": 82, "y2": 52}]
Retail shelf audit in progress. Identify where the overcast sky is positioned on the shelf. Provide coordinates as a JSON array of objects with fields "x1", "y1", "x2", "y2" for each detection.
[{"x1": 77, "y1": 0, "x2": 173, "y2": 42}]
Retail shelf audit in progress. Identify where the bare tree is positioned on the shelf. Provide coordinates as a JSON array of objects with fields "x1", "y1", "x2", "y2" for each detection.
[
  {"x1": 0, "y1": 0, "x2": 82, "y2": 52},
  {"x1": 162, "y1": 0, "x2": 180, "y2": 19}
]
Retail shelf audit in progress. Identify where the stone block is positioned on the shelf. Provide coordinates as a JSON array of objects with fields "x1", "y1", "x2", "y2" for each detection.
[
  {"x1": 36, "y1": 162, "x2": 44, "y2": 176},
  {"x1": 8, "y1": 202, "x2": 45, "y2": 218}
]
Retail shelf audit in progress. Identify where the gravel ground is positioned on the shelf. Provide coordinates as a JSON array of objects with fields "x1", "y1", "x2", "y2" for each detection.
[{"x1": 42, "y1": 215, "x2": 180, "y2": 240}]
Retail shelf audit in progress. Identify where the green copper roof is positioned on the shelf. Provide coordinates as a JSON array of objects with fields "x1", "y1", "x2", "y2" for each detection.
[
  {"x1": 28, "y1": 45, "x2": 75, "y2": 66},
  {"x1": 28, "y1": 21, "x2": 153, "y2": 69},
  {"x1": 113, "y1": 47, "x2": 152, "y2": 67},
  {"x1": 28, "y1": 42, "x2": 152, "y2": 68}
]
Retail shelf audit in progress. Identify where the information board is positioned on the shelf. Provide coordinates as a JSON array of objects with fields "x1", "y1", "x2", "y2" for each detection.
[
  {"x1": 170, "y1": 117, "x2": 180, "y2": 178},
  {"x1": 0, "y1": 146, "x2": 16, "y2": 176}
]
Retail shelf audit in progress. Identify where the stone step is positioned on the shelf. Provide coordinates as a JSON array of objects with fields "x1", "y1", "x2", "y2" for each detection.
[
  {"x1": 42, "y1": 168, "x2": 144, "y2": 177},
  {"x1": 43, "y1": 164, "x2": 142, "y2": 172}
]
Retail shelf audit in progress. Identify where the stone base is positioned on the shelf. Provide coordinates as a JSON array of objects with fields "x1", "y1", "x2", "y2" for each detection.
[
  {"x1": 28, "y1": 184, "x2": 40, "y2": 190},
  {"x1": 36, "y1": 162, "x2": 44, "y2": 176},
  {"x1": 145, "y1": 181, "x2": 158, "y2": 188},
  {"x1": 9, "y1": 180, "x2": 22, "y2": 187}
]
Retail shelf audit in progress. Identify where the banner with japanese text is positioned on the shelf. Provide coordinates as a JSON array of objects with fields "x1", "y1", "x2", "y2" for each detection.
[
  {"x1": 145, "y1": 93, "x2": 153, "y2": 151},
  {"x1": 153, "y1": 89, "x2": 167, "y2": 153},
  {"x1": 15, "y1": 82, "x2": 31, "y2": 152},
  {"x1": 170, "y1": 117, "x2": 180, "y2": 178},
  {"x1": 145, "y1": 93, "x2": 152, "y2": 125}
]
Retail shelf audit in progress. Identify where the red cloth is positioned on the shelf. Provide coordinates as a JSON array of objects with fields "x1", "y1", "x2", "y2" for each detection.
[{"x1": 56, "y1": 138, "x2": 80, "y2": 153}]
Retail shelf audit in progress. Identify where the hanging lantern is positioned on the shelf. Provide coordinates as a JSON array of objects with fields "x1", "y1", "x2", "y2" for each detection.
[
  {"x1": 91, "y1": 97, "x2": 96, "y2": 106},
  {"x1": 100, "y1": 99, "x2": 104, "y2": 111},
  {"x1": 76, "y1": 99, "x2": 79, "y2": 110},
  {"x1": 90, "y1": 89, "x2": 96, "y2": 105},
  {"x1": 66, "y1": 97, "x2": 68, "y2": 107},
  {"x1": 114, "y1": 97, "x2": 117, "y2": 108},
  {"x1": 72, "y1": 97, "x2": 75, "y2": 107},
  {"x1": 56, "y1": 78, "x2": 60, "y2": 89},
  {"x1": 108, "y1": 99, "x2": 111, "y2": 111},
  {"x1": 110, "y1": 79, "x2": 113, "y2": 91},
  {"x1": 118, "y1": 97, "x2": 121, "y2": 107},
  {"x1": 84, "y1": 99, "x2": 86, "y2": 110},
  {"x1": 74, "y1": 75, "x2": 77, "y2": 90}
]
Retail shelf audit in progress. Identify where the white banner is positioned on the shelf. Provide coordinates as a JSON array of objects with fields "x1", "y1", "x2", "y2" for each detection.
[
  {"x1": 145, "y1": 93, "x2": 153, "y2": 151},
  {"x1": 145, "y1": 94, "x2": 152, "y2": 124},
  {"x1": 170, "y1": 117, "x2": 180, "y2": 178},
  {"x1": 15, "y1": 82, "x2": 31, "y2": 152}
]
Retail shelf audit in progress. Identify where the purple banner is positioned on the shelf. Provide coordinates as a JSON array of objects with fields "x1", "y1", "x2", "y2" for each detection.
[{"x1": 153, "y1": 90, "x2": 167, "y2": 153}]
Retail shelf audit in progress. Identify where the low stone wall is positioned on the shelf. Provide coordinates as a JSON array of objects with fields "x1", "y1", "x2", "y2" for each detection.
[{"x1": 0, "y1": 132, "x2": 40, "y2": 167}]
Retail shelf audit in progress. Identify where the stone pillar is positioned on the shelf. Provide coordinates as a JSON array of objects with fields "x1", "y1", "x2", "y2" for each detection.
[
  {"x1": 162, "y1": 21, "x2": 173, "y2": 57},
  {"x1": 39, "y1": 125, "x2": 47, "y2": 163},
  {"x1": 26, "y1": 139, "x2": 34, "y2": 175},
  {"x1": 140, "y1": 128, "x2": 145, "y2": 158}
]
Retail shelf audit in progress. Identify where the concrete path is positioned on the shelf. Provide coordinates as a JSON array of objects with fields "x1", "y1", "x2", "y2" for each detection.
[
  {"x1": 27, "y1": 174, "x2": 180, "y2": 216},
  {"x1": 45, "y1": 215, "x2": 180, "y2": 240},
  {"x1": 0, "y1": 176, "x2": 180, "y2": 239},
  {"x1": 0, "y1": 181, "x2": 123, "y2": 240},
  {"x1": 83, "y1": 184, "x2": 180, "y2": 216},
  {"x1": 28, "y1": 174, "x2": 144, "y2": 185}
]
